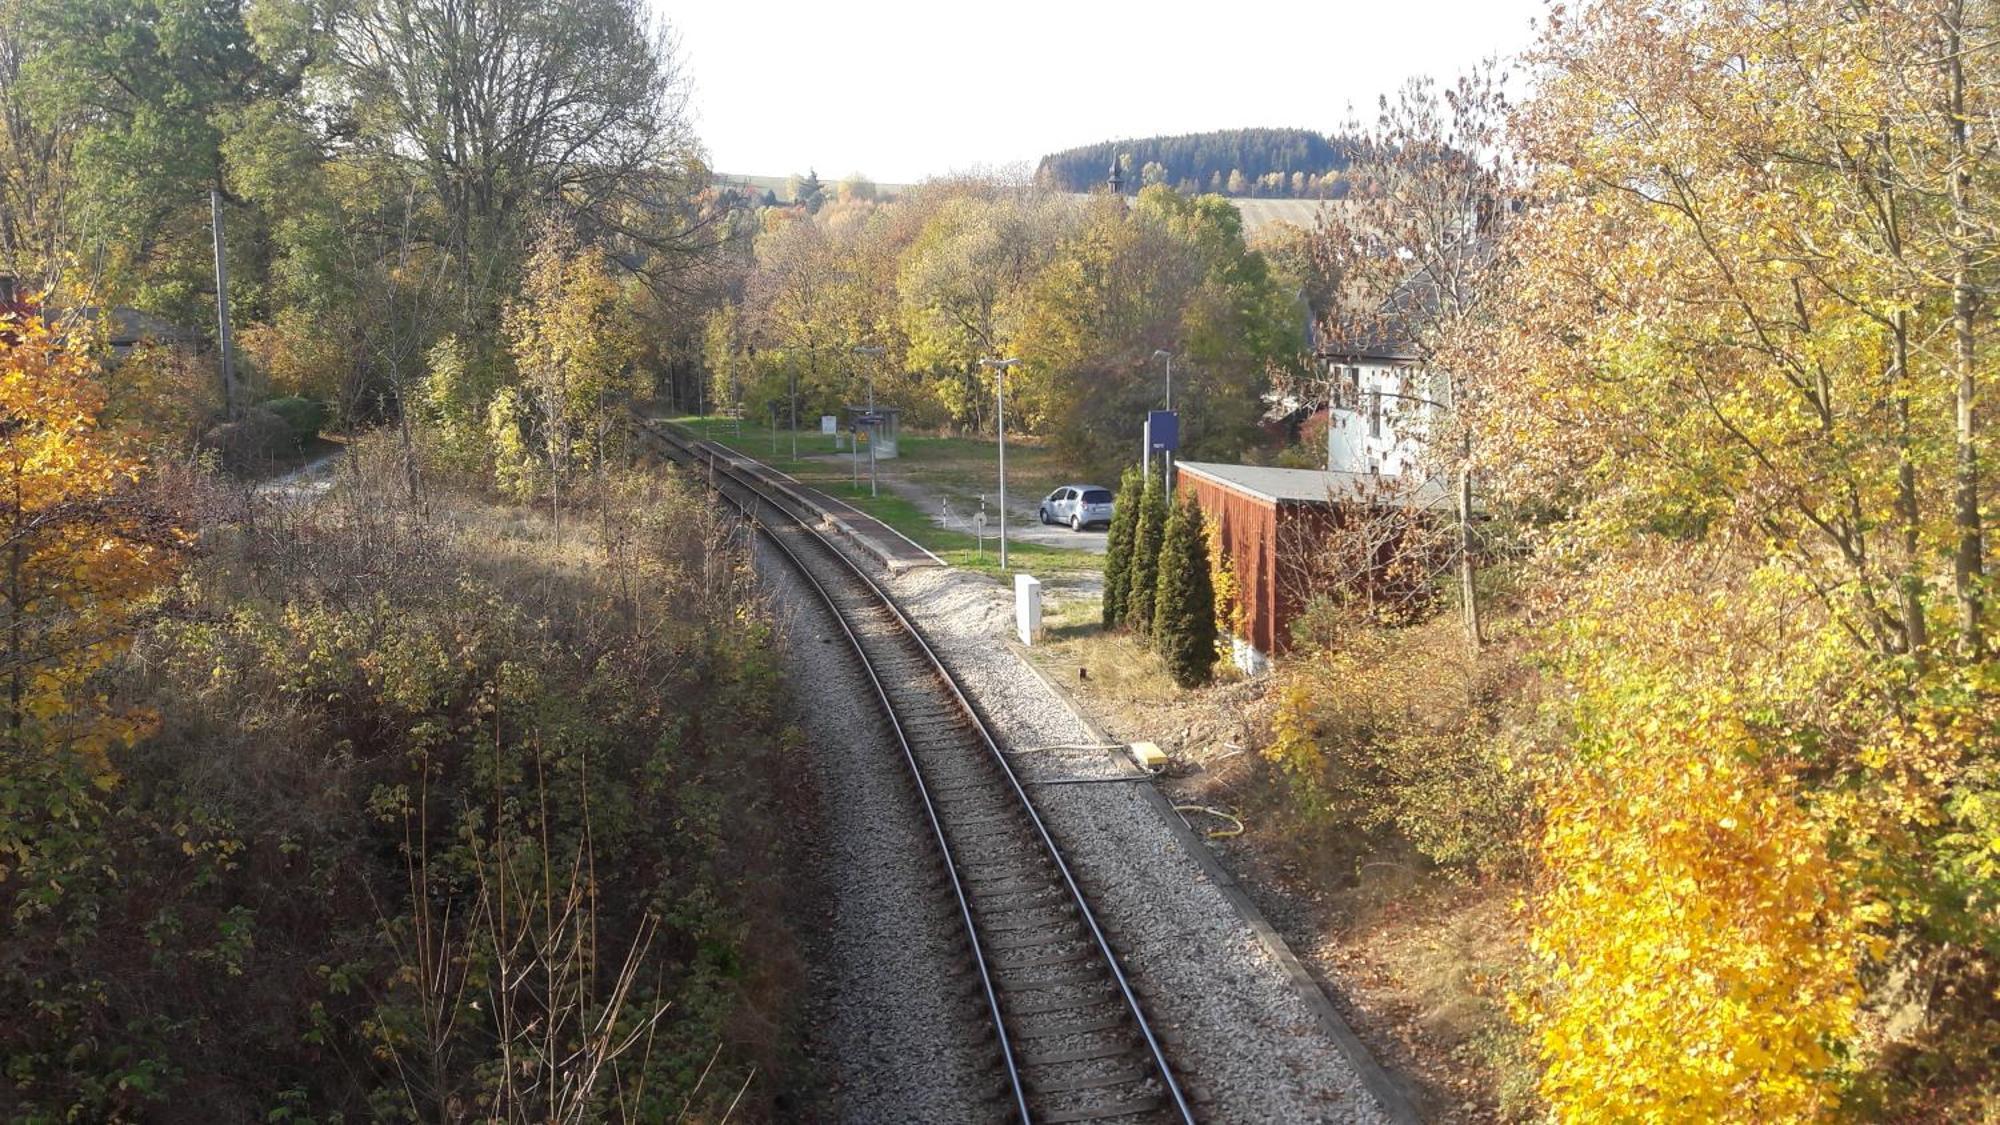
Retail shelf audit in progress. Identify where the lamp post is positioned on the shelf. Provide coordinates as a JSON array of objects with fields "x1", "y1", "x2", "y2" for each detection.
[
  {"x1": 854, "y1": 345, "x2": 885, "y2": 497},
  {"x1": 980, "y1": 357, "x2": 1021, "y2": 570},
  {"x1": 1152, "y1": 348, "x2": 1174, "y2": 491}
]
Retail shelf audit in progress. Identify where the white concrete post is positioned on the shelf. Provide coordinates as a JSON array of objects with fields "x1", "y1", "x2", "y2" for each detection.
[{"x1": 1015, "y1": 573, "x2": 1042, "y2": 645}]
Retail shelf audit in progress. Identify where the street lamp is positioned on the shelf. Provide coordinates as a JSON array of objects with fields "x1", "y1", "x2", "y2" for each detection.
[
  {"x1": 853, "y1": 345, "x2": 885, "y2": 497},
  {"x1": 979, "y1": 357, "x2": 1021, "y2": 570}
]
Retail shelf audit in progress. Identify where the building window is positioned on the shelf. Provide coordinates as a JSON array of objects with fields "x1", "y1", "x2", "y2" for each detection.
[
  {"x1": 1367, "y1": 389, "x2": 1383, "y2": 439},
  {"x1": 1330, "y1": 363, "x2": 1359, "y2": 410}
]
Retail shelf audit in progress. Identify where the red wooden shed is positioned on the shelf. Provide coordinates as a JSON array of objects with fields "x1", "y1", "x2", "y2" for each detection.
[{"x1": 1175, "y1": 461, "x2": 1448, "y2": 671}]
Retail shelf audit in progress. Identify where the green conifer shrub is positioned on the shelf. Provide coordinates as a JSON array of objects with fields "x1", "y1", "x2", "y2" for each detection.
[
  {"x1": 1101, "y1": 466, "x2": 1144, "y2": 626},
  {"x1": 1125, "y1": 467, "x2": 1169, "y2": 636},
  {"x1": 1154, "y1": 492, "x2": 1219, "y2": 688}
]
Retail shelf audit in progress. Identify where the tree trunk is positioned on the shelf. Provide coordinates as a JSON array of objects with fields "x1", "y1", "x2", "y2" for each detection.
[
  {"x1": 7, "y1": 532, "x2": 22, "y2": 734},
  {"x1": 1458, "y1": 450, "x2": 1482, "y2": 653},
  {"x1": 1948, "y1": 4, "x2": 1986, "y2": 656},
  {"x1": 1894, "y1": 311, "x2": 1928, "y2": 656}
]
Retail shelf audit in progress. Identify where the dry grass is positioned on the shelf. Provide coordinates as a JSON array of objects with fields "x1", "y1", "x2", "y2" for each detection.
[{"x1": 1313, "y1": 876, "x2": 1536, "y2": 1122}]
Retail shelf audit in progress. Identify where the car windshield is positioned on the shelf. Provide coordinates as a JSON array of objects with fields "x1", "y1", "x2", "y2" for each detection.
[{"x1": 1082, "y1": 489, "x2": 1113, "y2": 504}]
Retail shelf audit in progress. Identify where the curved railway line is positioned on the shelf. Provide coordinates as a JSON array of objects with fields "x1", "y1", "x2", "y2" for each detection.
[{"x1": 635, "y1": 419, "x2": 1196, "y2": 1125}]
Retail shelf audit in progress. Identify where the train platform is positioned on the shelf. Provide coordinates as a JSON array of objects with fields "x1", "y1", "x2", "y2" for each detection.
[{"x1": 642, "y1": 418, "x2": 947, "y2": 571}]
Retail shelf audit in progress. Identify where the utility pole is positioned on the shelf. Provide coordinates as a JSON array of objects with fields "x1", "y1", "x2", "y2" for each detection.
[
  {"x1": 1154, "y1": 349, "x2": 1175, "y2": 492},
  {"x1": 211, "y1": 186, "x2": 239, "y2": 418},
  {"x1": 981, "y1": 357, "x2": 1021, "y2": 569}
]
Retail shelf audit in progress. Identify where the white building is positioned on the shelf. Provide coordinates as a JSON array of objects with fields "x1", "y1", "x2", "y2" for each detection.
[
  {"x1": 1320, "y1": 353, "x2": 1434, "y2": 477},
  {"x1": 1312, "y1": 257, "x2": 1463, "y2": 479}
]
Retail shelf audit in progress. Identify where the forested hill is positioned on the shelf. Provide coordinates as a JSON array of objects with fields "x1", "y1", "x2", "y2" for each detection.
[{"x1": 1037, "y1": 128, "x2": 1355, "y2": 198}]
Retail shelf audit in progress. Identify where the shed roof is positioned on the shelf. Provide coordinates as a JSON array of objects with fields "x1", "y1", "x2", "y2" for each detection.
[
  {"x1": 63, "y1": 306, "x2": 204, "y2": 348},
  {"x1": 1177, "y1": 461, "x2": 1451, "y2": 509}
]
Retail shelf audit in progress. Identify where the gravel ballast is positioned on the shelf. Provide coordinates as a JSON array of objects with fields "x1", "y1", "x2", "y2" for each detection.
[
  {"x1": 756, "y1": 538, "x2": 995, "y2": 1123},
  {"x1": 886, "y1": 565, "x2": 1395, "y2": 1125}
]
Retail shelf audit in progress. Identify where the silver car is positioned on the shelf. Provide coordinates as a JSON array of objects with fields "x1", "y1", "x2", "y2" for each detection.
[{"x1": 1038, "y1": 484, "x2": 1115, "y2": 531}]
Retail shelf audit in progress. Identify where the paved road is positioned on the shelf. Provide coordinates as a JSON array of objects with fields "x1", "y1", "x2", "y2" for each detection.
[{"x1": 865, "y1": 466, "x2": 1110, "y2": 554}]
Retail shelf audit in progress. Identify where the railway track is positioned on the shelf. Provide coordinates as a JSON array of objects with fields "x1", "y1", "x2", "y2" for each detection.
[{"x1": 635, "y1": 419, "x2": 1196, "y2": 1125}]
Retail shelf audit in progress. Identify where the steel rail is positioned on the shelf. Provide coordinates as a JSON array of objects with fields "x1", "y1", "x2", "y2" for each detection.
[{"x1": 637, "y1": 418, "x2": 1195, "y2": 1124}]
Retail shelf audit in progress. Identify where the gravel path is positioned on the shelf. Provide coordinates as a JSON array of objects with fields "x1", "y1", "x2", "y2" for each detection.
[
  {"x1": 757, "y1": 538, "x2": 996, "y2": 1124},
  {"x1": 886, "y1": 566, "x2": 1392, "y2": 1125}
]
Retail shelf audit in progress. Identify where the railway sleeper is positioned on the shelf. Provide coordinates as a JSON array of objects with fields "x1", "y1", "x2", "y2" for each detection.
[
  {"x1": 979, "y1": 924, "x2": 1087, "y2": 952},
  {"x1": 992, "y1": 943, "x2": 1098, "y2": 971},
  {"x1": 966, "y1": 877, "x2": 1061, "y2": 901},
  {"x1": 924, "y1": 775, "x2": 1008, "y2": 797},
  {"x1": 943, "y1": 826, "x2": 1036, "y2": 851},
  {"x1": 1027, "y1": 1065, "x2": 1152, "y2": 1099},
  {"x1": 1002, "y1": 984, "x2": 1117, "y2": 1016},
  {"x1": 1034, "y1": 1093, "x2": 1170, "y2": 1124},
  {"x1": 955, "y1": 855, "x2": 1052, "y2": 880},
  {"x1": 1014, "y1": 1038, "x2": 1143, "y2": 1068},
  {"x1": 999, "y1": 1009, "x2": 1131, "y2": 1041},
  {"x1": 997, "y1": 967, "x2": 1111, "y2": 994},
  {"x1": 977, "y1": 902, "x2": 1078, "y2": 930}
]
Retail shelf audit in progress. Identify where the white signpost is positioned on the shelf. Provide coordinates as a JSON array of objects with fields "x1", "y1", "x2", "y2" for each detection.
[{"x1": 820, "y1": 414, "x2": 837, "y2": 435}]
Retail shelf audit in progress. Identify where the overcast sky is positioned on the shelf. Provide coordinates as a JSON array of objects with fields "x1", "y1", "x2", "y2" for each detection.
[{"x1": 660, "y1": 0, "x2": 1552, "y2": 184}]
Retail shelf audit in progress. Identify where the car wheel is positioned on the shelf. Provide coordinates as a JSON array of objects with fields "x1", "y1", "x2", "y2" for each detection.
[
  {"x1": 1038, "y1": 506, "x2": 1049, "y2": 525},
  {"x1": 1071, "y1": 513, "x2": 1083, "y2": 532}
]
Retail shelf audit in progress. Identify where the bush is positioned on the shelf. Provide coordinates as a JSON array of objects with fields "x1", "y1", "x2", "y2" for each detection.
[
  {"x1": 0, "y1": 437, "x2": 798, "y2": 1120},
  {"x1": 260, "y1": 395, "x2": 327, "y2": 446},
  {"x1": 200, "y1": 405, "x2": 292, "y2": 469},
  {"x1": 1261, "y1": 615, "x2": 1533, "y2": 873}
]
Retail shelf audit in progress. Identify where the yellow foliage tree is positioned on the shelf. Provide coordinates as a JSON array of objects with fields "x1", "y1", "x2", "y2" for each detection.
[
  {"x1": 502, "y1": 234, "x2": 644, "y2": 543},
  {"x1": 1514, "y1": 552, "x2": 1885, "y2": 1121},
  {"x1": 1471, "y1": 0, "x2": 2000, "y2": 1111},
  {"x1": 1525, "y1": 738, "x2": 1871, "y2": 1121},
  {"x1": 1, "y1": 312, "x2": 186, "y2": 766}
]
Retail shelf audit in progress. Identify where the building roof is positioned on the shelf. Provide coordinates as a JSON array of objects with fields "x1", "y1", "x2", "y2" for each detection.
[
  {"x1": 1177, "y1": 460, "x2": 1452, "y2": 509},
  {"x1": 62, "y1": 305, "x2": 204, "y2": 348},
  {"x1": 1314, "y1": 236, "x2": 1497, "y2": 365}
]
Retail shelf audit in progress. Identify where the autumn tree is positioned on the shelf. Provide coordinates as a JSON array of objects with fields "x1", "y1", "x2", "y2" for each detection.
[
  {"x1": 702, "y1": 304, "x2": 749, "y2": 416},
  {"x1": 746, "y1": 212, "x2": 857, "y2": 437},
  {"x1": 1483, "y1": 0, "x2": 2000, "y2": 1113},
  {"x1": 336, "y1": 0, "x2": 698, "y2": 326},
  {"x1": 838, "y1": 172, "x2": 878, "y2": 204},
  {"x1": 0, "y1": 313, "x2": 185, "y2": 764},
  {"x1": 501, "y1": 233, "x2": 644, "y2": 543},
  {"x1": 896, "y1": 188, "x2": 1071, "y2": 431},
  {"x1": 0, "y1": 0, "x2": 74, "y2": 289},
  {"x1": 1312, "y1": 67, "x2": 1514, "y2": 652},
  {"x1": 1010, "y1": 187, "x2": 1297, "y2": 479},
  {"x1": 790, "y1": 169, "x2": 826, "y2": 213},
  {"x1": 20, "y1": 0, "x2": 328, "y2": 319}
]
